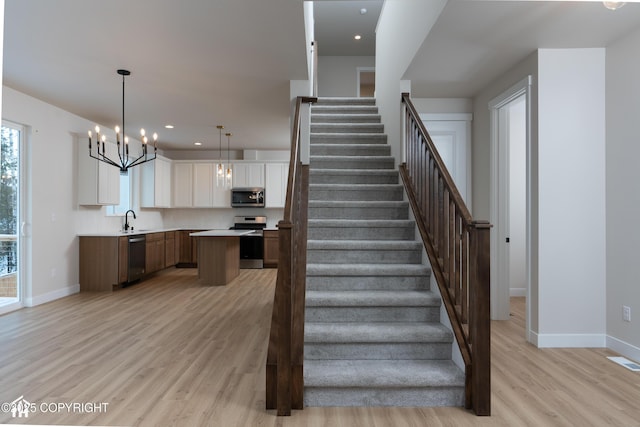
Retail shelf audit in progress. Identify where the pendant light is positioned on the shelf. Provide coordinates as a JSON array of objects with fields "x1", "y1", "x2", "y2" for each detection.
[
  {"x1": 216, "y1": 125, "x2": 225, "y2": 187},
  {"x1": 225, "y1": 132, "x2": 233, "y2": 188},
  {"x1": 87, "y1": 69, "x2": 158, "y2": 175}
]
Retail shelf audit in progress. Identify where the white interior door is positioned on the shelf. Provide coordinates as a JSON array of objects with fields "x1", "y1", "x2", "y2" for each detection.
[{"x1": 420, "y1": 114, "x2": 472, "y2": 207}]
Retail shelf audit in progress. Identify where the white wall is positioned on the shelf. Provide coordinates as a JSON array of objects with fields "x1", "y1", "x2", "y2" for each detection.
[
  {"x1": 317, "y1": 56, "x2": 375, "y2": 97},
  {"x1": 375, "y1": 0, "x2": 447, "y2": 167},
  {"x1": 536, "y1": 48, "x2": 606, "y2": 347},
  {"x1": 606, "y1": 26, "x2": 640, "y2": 359},
  {"x1": 412, "y1": 98, "x2": 472, "y2": 114}
]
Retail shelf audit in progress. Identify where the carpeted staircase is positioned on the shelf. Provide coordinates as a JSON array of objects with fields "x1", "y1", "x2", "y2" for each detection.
[{"x1": 303, "y1": 97, "x2": 465, "y2": 407}]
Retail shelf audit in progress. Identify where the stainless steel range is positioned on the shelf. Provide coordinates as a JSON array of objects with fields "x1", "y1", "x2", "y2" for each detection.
[{"x1": 229, "y1": 216, "x2": 267, "y2": 269}]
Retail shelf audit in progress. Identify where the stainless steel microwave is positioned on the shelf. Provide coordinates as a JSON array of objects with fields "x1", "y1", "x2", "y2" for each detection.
[{"x1": 231, "y1": 188, "x2": 265, "y2": 208}]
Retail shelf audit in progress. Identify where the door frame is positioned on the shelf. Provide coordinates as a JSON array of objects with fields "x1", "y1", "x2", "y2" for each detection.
[{"x1": 488, "y1": 76, "x2": 532, "y2": 337}]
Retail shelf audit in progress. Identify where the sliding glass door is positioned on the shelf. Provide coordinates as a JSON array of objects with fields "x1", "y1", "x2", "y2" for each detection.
[{"x1": 0, "y1": 122, "x2": 21, "y2": 307}]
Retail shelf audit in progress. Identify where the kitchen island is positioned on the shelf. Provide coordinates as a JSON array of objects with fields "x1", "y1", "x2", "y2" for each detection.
[{"x1": 189, "y1": 230, "x2": 255, "y2": 285}]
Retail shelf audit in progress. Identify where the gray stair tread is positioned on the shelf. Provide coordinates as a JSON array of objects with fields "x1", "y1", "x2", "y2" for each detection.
[
  {"x1": 307, "y1": 263, "x2": 429, "y2": 276},
  {"x1": 309, "y1": 200, "x2": 407, "y2": 206},
  {"x1": 311, "y1": 134, "x2": 387, "y2": 139},
  {"x1": 307, "y1": 240, "x2": 422, "y2": 250},
  {"x1": 310, "y1": 169, "x2": 398, "y2": 175},
  {"x1": 305, "y1": 322, "x2": 453, "y2": 343},
  {"x1": 308, "y1": 219, "x2": 414, "y2": 227},
  {"x1": 312, "y1": 113, "x2": 381, "y2": 120},
  {"x1": 306, "y1": 290, "x2": 440, "y2": 307},
  {"x1": 311, "y1": 155, "x2": 392, "y2": 160},
  {"x1": 314, "y1": 97, "x2": 376, "y2": 105},
  {"x1": 304, "y1": 359, "x2": 464, "y2": 388},
  {"x1": 310, "y1": 183, "x2": 402, "y2": 189}
]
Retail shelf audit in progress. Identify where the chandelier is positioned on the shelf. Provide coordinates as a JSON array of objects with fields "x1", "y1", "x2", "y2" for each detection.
[{"x1": 87, "y1": 69, "x2": 157, "y2": 175}]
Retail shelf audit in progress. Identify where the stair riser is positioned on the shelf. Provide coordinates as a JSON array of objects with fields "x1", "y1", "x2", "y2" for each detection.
[
  {"x1": 307, "y1": 249, "x2": 422, "y2": 264},
  {"x1": 306, "y1": 276, "x2": 429, "y2": 291},
  {"x1": 314, "y1": 98, "x2": 376, "y2": 106},
  {"x1": 312, "y1": 106, "x2": 379, "y2": 115},
  {"x1": 309, "y1": 206, "x2": 408, "y2": 220},
  {"x1": 311, "y1": 145, "x2": 390, "y2": 157},
  {"x1": 304, "y1": 387, "x2": 464, "y2": 407},
  {"x1": 311, "y1": 134, "x2": 388, "y2": 145},
  {"x1": 312, "y1": 114, "x2": 381, "y2": 124},
  {"x1": 304, "y1": 343, "x2": 452, "y2": 360},
  {"x1": 310, "y1": 173, "x2": 398, "y2": 185},
  {"x1": 311, "y1": 157, "x2": 394, "y2": 170},
  {"x1": 310, "y1": 188, "x2": 403, "y2": 202},
  {"x1": 311, "y1": 124, "x2": 384, "y2": 134},
  {"x1": 305, "y1": 307, "x2": 439, "y2": 323}
]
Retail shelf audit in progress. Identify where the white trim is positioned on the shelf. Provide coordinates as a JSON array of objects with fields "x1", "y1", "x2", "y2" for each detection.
[
  {"x1": 488, "y1": 76, "x2": 533, "y2": 343},
  {"x1": 607, "y1": 336, "x2": 640, "y2": 364},
  {"x1": 23, "y1": 284, "x2": 79, "y2": 307},
  {"x1": 536, "y1": 333, "x2": 606, "y2": 348}
]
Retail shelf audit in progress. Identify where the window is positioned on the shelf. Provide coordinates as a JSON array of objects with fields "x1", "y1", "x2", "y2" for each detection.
[{"x1": 107, "y1": 171, "x2": 132, "y2": 216}]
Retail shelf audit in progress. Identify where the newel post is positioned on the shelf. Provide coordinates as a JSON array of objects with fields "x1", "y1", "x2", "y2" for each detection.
[
  {"x1": 275, "y1": 220, "x2": 293, "y2": 416},
  {"x1": 469, "y1": 220, "x2": 491, "y2": 416}
]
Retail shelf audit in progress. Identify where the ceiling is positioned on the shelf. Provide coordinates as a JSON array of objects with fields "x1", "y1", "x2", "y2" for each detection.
[
  {"x1": 405, "y1": 0, "x2": 640, "y2": 98},
  {"x1": 3, "y1": 0, "x2": 309, "y2": 152},
  {"x1": 314, "y1": 1, "x2": 383, "y2": 56},
  {"x1": 3, "y1": 1, "x2": 640, "y2": 153}
]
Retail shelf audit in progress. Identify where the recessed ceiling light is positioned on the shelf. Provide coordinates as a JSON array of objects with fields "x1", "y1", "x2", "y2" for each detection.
[
  {"x1": 360, "y1": 8, "x2": 367, "y2": 15},
  {"x1": 354, "y1": 34, "x2": 362, "y2": 41},
  {"x1": 165, "y1": 124, "x2": 174, "y2": 129},
  {"x1": 194, "y1": 142, "x2": 202, "y2": 146}
]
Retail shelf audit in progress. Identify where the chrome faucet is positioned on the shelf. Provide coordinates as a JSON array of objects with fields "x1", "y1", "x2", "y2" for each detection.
[{"x1": 124, "y1": 209, "x2": 136, "y2": 231}]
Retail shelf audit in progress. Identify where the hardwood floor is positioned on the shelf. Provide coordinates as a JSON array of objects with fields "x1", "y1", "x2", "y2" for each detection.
[{"x1": 0, "y1": 270, "x2": 638, "y2": 426}]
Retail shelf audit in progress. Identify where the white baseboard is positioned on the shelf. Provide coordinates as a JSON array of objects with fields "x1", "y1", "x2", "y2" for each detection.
[
  {"x1": 607, "y1": 335, "x2": 640, "y2": 363},
  {"x1": 534, "y1": 333, "x2": 606, "y2": 348},
  {"x1": 510, "y1": 288, "x2": 527, "y2": 297},
  {"x1": 24, "y1": 284, "x2": 80, "y2": 307}
]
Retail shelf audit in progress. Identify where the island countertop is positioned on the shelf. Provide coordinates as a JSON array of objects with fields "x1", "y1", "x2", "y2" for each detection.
[{"x1": 189, "y1": 229, "x2": 256, "y2": 237}]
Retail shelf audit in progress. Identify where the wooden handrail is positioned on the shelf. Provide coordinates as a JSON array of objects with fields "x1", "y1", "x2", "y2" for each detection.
[
  {"x1": 401, "y1": 93, "x2": 491, "y2": 416},
  {"x1": 266, "y1": 96, "x2": 316, "y2": 416}
]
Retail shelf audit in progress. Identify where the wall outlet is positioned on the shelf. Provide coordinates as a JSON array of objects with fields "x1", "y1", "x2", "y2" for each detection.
[{"x1": 623, "y1": 305, "x2": 631, "y2": 322}]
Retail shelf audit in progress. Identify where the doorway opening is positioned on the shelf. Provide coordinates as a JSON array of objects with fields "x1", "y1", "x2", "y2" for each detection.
[
  {"x1": 357, "y1": 67, "x2": 375, "y2": 97},
  {"x1": 489, "y1": 76, "x2": 532, "y2": 342}
]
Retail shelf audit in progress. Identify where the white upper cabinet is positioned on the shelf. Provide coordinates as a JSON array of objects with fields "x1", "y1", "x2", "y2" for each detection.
[
  {"x1": 172, "y1": 161, "x2": 230, "y2": 208},
  {"x1": 193, "y1": 163, "x2": 214, "y2": 207},
  {"x1": 173, "y1": 163, "x2": 193, "y2": 207},
  {"x1": 77, "y1": 136, "x2": 120, "y2": 206},
  {"x1": 232, "y1": 163, "x2": 265, "y2": 188},
  {"x1": 140, "y1": 155, "x2": 172, "y2": 208},
  {"x1": 265, "y1": 162, "x2": 289, "y2": 208}
]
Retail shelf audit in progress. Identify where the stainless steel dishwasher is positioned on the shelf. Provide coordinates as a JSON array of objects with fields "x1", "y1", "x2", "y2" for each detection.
[{"x1": 127, "y1": 235, "x2": 146, "y2": 283}]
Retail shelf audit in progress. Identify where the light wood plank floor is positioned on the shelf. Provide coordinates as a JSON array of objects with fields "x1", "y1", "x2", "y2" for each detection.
[{"x1": 0, "y1": 268, "x2": 638, "y2": 426}]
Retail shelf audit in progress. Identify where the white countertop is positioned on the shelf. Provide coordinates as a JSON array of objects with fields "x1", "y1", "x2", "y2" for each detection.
[
  {"x1": 77, "y1": 228, "x2": 183, "y2": 237},
  {"x1": 190, "y1": 229, "x2": 256, "y2": 237}
]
